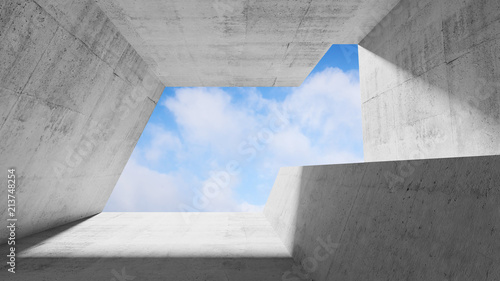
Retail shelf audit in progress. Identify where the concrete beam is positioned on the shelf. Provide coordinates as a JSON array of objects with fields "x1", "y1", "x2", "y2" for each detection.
[{"x1": 96, "y1": 0, "x2": 401, "y2": 87}]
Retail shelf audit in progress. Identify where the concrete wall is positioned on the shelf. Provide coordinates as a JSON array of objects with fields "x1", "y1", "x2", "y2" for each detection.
[
  {"x1": 359, "y1": 0, "x2": 500, "y2": 161},
  {"x1": 0, "y1": 0, "x2": 164, "y2": 242},
  {"x1": 264, "y1": 155, "x2": 500, "y2": 280},
  {"x1": 97, "y1": 0, "x2": 400, "y2": 87}
]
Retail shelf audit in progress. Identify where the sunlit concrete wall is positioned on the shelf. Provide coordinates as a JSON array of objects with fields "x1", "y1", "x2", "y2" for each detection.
[
  {"x1": 264, "y1": 155, "x2": 500, "y2": 280},
  {"x1": 0, "y1": 0, "x2": 164, "y2": 242},
  {"x1": 359, "y1": 0, "x2": 500, "y2": 161}
]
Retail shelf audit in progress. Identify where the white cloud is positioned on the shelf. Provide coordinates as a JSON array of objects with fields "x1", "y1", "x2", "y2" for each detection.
[
  {"x1": 284, "y1": 68, "x2": 361, "y2": 134},
  {"x1": 104, "y1": 155, "x2": 188, "y2": 212},
  {"x1": 143, "y1": 124, "x2": 182, "y2": 162},
  {"x1": 239, "y1": 202, "x2": 265, "y2": 212},
  {"x1": 163, "y1": 87, "x2": 257, "y2": 155},
  {"x1": 107, "y1": 67, "x2": 363, "y2": 212},
  {"x1": 255, "y1": 68, "x2": 363, "y2": 176},
  {"x1": 105, "y1": 153, "x2": 262, "y2": 213}
]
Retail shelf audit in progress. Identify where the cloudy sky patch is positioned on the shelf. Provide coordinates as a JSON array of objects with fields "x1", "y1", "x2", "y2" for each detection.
[{"x1": 104, "y1": 45, "x2": 362, "y2": 212}]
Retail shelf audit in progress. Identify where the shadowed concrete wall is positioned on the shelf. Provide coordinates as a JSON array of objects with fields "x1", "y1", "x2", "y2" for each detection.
[
  {"x1": 264, "y1": 155, "x2": 500, "y2": 280},
  {"x1": 359, "y1": 0, "x2": 500, "y2": 161},
  {"x1": 0, "y1": 0, "x2": 164, "y2": 242}
]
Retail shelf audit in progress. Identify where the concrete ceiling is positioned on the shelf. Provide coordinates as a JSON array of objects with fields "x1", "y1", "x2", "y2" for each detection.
[{"x1": 97, "y1": 0, "x2": 400, "y2": 87}]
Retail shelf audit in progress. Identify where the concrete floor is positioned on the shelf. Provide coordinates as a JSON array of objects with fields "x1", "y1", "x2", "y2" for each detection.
[
  {"x1": 14, "y1": 212, "x2": 291, "y2": 258},
  {"x1": 0, "y1": 213, "x2": 294, "y2": 280}
]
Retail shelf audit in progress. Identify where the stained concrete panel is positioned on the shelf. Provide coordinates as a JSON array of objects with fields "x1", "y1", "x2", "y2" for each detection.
[
  {"x1": 264, "y1": 155, "x2": 500, "y2": 281},
  {"x1": 359, "y1": 0, "x2": 500, "y2": 161},
  {"x1": 96, "y1": 0, "x2": 401, "y2": 87},
  {"x1": 0, "y1": 213, "x2": 293, "y2": 280},
  {"x1": 0, "y1": 0, "x2": 164, "y2": 242}
]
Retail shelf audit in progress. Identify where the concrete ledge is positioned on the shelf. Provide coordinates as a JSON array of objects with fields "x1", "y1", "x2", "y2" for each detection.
[
  {"x1": 265, "y1": 155, "x2": 500, "y2": 280},
  {"x1": 0, "y1": 213, "x2": 292, "y2": 280}
]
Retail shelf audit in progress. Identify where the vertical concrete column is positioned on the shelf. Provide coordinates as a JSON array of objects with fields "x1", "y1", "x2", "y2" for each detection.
[
  {"x1": 0, "y1": 0, "x2": 164, "y2": 242},
  {"x1": 359, "y1": 0, "x2": 500, "y2": 161}
]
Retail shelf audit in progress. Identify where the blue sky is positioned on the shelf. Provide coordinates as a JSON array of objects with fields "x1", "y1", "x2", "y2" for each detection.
[{"x1": 104, "y1": 44, "x2": 362, "y2": 212}]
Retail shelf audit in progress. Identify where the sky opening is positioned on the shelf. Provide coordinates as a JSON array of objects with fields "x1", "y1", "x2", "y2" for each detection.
[{"x1": 104, "y1": 44, "x2": 362, "y2": 212}]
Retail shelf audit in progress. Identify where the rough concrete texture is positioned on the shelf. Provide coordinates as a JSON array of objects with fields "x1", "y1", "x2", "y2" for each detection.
[
  {"x1": 2, "y1": 0, "x2": 499, "y2": 280},
  {"x1": 0, "y1": 0, "x2": 164, "y2": 242},
  {"x1": 0, "y1": 213, "x2": 293, "y2": 280},
  {"x1": 359, "y1": 0, "x2": 500, "y2": 161},
  {"x1": 264, "y1": 155, "x2": 500, "y2": 281},
  {"x1": 96, "y1": 0, "x2": 400, "y2": 87}
]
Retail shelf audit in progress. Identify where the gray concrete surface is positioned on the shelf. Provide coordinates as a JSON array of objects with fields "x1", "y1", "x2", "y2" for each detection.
[
  {"x1": 96, "y1": 0, "x2": 400, "y2": 86},
  {"x1": 264, "y1": 155, "x2": 500, "y2": 281},
  {"x1": 14, "y1": 212, "x2": 291, "y2": 258},
  {"x1": 2, "y1": 0, "x2": 500, "y2": 280},
  {"x1": 0, "y1": 213, "x2": 293, "y2": 280},
  {"x1": 359, "y1": 0, "x2": 500, "y2": 161},
  {"x1": 0, "y1": 0, "x2": 164, "y2": 242}
]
